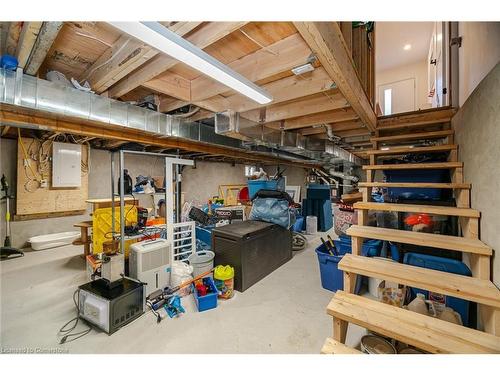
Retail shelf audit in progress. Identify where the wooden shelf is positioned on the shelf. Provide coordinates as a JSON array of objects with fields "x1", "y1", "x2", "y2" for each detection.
[
  {"x1": 327, "y1": 291, "x2": 500, "y2": 354},
  {"x1": 339, "y1": 254, "x2": 499, "y2": 307},
  {"x1": 359, "y1": 182, "x2": 470, "y2": 189},
  {"x1": 371, "y1": 130, "x2": 454, "y2": 143},
  {"x1": 363, "y1": 162, "x2": 463, "y2": 170},
  {"x1": 366, "y1": 144, "x2": 457, "y2": 156},
  {"x1": 353, "y1": 201, "x2": 480, "y2": 218},
  {"x1": 321, "y1": 337, "x2": 362, "y2": 354},
  {"x1": 346, "y1": 225, "x2": 491, "y2": 256}
]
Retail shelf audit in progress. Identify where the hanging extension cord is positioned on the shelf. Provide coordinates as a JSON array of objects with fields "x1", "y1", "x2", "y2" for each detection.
[{"x1": 58, "y1": 289, "x2": 92, "y2": 344}]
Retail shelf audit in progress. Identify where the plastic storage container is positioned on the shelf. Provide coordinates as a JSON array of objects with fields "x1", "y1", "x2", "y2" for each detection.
[
  {"x1": 214, "y1": 265, "x2": 235, "y2": 299},
  {"x1": 192, "y1": 277, "x2": 219, "y2": 312},
  {"x1": 247, "y1": 180, "x2": 278, "y2": 199},
  {"x1": 384, "y1": 169, "x2": 449, "y2": 201},
  {"x1": 306, "y1": 216, "x2": 318, "y2": 234},
  {"x1": 315, "y1": 242, "x2": 362, "y2": 293},
  {"x1": 188, "y1": 250, "x2": 215, "y2": 277},
  {"x1": 403, "y1": 252, "x2": 473, "y2": 327},
  {"x1": 333, "y1": 235, "x2": 383, "y2": 257}
]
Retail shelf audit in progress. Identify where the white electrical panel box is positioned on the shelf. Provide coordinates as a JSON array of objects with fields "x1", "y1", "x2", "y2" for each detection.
[{"x1": 52, "y1": 142, "x2": 82, "y2": 187}]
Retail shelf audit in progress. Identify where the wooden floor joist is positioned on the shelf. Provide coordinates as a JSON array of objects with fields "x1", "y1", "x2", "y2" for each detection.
[
  {"x1": 346, "y1": 225, "x2": 492, "y2": 255},
  {"x1": 328, "y1": 291, "x2": 500, "y2": 354},
  {"x1": 371, "y1": 129, "x2": 454, "y2": 143},
  {"x1": 339, "y1": 254, "x2": 500, "y2": 308}
]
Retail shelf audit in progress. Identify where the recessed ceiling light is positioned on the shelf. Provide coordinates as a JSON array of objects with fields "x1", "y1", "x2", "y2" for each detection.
[{"x1": 403, "y1": 44, "x2": 412, "y2": 51}]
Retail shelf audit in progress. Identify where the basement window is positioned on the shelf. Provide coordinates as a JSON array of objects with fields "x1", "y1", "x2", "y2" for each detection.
[{"x1": 384, "y1": 88, "x2": 392, "y2": 115}]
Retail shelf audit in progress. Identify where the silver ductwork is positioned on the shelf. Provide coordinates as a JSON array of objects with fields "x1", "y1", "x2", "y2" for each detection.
[
  {"x1": 215, "y1": 110, "x2": 363, "y2": 166},
  {"x1": 0, "y1": 68, "x2": 360, "y2": 169}
]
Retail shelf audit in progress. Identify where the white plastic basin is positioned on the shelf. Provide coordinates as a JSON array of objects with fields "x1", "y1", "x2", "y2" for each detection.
[{"x1": 28, "y1": 231, "x2": 80, "y2": 251}]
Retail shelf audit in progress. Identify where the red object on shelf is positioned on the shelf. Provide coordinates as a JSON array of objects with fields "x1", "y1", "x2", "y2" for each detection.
[
  {"x1": 196, "y1": 283, "x2": 208, "y2": 296},
  {"x1": 238, "y1": 187, "x2": 250, "y2": 203},
  {"x1": 404, "y1": 213, "x2": 433, "y2": 226}
]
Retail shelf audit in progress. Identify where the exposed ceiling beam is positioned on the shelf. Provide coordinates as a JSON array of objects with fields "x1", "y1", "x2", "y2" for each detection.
[
  {"x1": 190, "y1": 32, "x2": 311, "y2": 102},
  {"x1": 5, "y1": 22, "x2": 23, "y2": 56},
  {"x1": 15, "y1": 22, "x2": 43, "y2": 69},
  {"x1": 313, "y1": 127, "x2": 370, "y2": 139},
  {"x1": 193, "y1": 66, "x2": 335, "y2": 114},
  {"x1": 298, "y1": 119, "x2": 363, "y2": 135},
  {"x1": 159, "y1": 97, "x2": 190, "y2": 113},
  {"x1": 293, "y1": 22, "x2": 376, "y2": 132},
  {"x1": 141, "y1": 71, "x2": 191, "y2": 101},
  {"x1": 240, "y1": 90, "x2": 348, "y2": 123},
  {"x1": 0, "y1": 104, "x2": 318, "y2": 169},
  {"x1": 187, "y1": 109, "x2": 214, "y2": 122},
  {"x1": 82, "y1": 22, "x2": 201, "y2": 93},
  {"x1": 107, "y1": 22, "x2": 248, "y2": 98},
  {"x1": 267, "y1": 107, "x2": 359, "y2": 130},
  {"x1": 24, "y1": 22, "x2": 63, "y2": 75}
]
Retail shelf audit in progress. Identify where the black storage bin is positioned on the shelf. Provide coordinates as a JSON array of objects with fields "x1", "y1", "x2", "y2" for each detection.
[{"x1": 211, "y1": 220, "x2": 292, "y2": 292}]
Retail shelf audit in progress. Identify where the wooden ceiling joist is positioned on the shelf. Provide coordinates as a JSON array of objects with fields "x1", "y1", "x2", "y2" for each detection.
[
  {"x1": 267, "y1": 107, "x2": 359, "y2": 130},
  {"x1": 15, "y1": 22, "x2": 43, "y2": 69},
  {"x1": 159, "y1": 98, "x2": 191, "y2": 113},
  {"x1": 191, "y1": 66, "x2": 335, "y2": 115},
  {"x1": 241, "y1": 90, "x2": 349, "y2": 123},
  {"x1": 190, "y1": 32, "x2": 311, "y2": 102},
  {"x1": 142, "y1": 71, "x2": 191, "y2": 101},
  {"x1": 298, "y1": 119, "x2": 363, "y2": 135},
  {"x1": 24, "y1": 22, "x2": 63, "y2": 75},
  {"x1": 107, "y1": 22, "x2": 248, "y2": 99},
  {"x1": 5, "y1": 22, "x2": 23, "y2": 56},
  {"x1": 293, "y1": 22, "x2": 376, "y2": 132},
  {"x1": 82, "y1": 22, "x2": 201, "y2": 94},
  {"x1": 1, "y1": 105, "x2": 318, "y2": 169}
]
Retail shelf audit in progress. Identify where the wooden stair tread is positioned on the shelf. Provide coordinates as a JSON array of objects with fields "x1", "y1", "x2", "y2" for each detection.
[
  {"x1": 367, "y1": 144, "x2": 457, "y2": 156},
  {"x1": 339, "y1": 254, "x2": 499, "y2": 308},
  {"x1": 327, "y1": 291, "x2": 500, "y2": 354},
  {"x1": 346, "y1": 225, "x2": 491, "y2": 256},
  {"x1": 359, "y1": 182, "x2": 470, "y2": 189},
  {"x1": 321, "y1": 338, "x2": 362, "y2": 354},
  {"x1": 363, "y1": 162, "x2": 463, "y2": 170},
  {"x1": 353, "y1": 201, "x2": 480, "y2": 218},
  {"x1": 371, "y1": 130, "x2": 454, "y2": 143}
]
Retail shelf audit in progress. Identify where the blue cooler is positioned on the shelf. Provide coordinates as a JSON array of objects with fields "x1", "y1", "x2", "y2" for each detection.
[{"x1": 403, "y1": 253, "x2": 473, "y2": 327}]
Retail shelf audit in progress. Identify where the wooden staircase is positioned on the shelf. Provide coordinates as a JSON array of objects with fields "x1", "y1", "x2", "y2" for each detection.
[{"x1": 321, "y1": 108, "x2": 500, "y2": 354}]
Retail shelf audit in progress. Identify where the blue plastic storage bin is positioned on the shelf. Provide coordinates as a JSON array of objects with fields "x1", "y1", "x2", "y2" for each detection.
[
  {"x1": 192, "y1": 277, "x2": 219, "y2": 312},
  {"x1": 195, "y1": 226, "x2": 213, "y2": 248},
  {"x1": 333, "y1": 234, "x2": 383, "y2": 257},
  {"x1": 384, "y1": 169, "x2": 449, "y2": 200},
  {"x1": 292, "y1": 216, "x2": 304, "y2": 232},
  {"x1": 315, "y1": 242, "x2": 362, "y2": 293},
  {"x1": 247, "y1": 180, "x2": 279, "y2": 199},
  {"x1": 403, "y1": 253, "x2": 472, "y2": 327},
  {"x1": 306, "y1": 184, "x2": 331, "y2": 200}
]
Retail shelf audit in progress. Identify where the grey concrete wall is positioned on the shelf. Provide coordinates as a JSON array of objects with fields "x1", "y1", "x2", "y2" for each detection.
[
  {"x1": 452, "y1": 62, "x2": 500, "y2": 287},
  {"x1": 0, "y1": 138, "x2": 309, "y2": 249}
]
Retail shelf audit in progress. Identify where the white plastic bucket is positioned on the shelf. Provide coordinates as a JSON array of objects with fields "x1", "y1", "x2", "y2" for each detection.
[
  {"x1": 171, "y1": 261, "x2": 194, "y2": 296},
  {"x1": 188, "y1": 250, "x2": 215, "y2": 277},
  {"x1": 306, "y1": 216, "x2": 317, "y2": 235}
]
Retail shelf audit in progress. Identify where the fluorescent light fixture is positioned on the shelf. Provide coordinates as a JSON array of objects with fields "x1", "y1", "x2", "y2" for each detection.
[
  {"x1": 291, "y1": 63, "x2": 315, "y2": 75},
  {"x1": 109, "y1": 22, "x2": 273, "y2": 105},
  {"x1": 403, "y1": 44, "x2": 412, "y2": 51}
]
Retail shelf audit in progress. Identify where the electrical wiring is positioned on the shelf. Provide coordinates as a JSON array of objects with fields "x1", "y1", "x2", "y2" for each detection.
[{"x1": 58, "y1": 289, "x2": 92, "y2": 344}]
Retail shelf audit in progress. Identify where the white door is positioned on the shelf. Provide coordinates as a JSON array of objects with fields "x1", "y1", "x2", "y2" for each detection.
[
  {"x1": 378, "y1": 78, "x2": 416, "y2": 116},
  {"x1": 428, "y1": 22, "x2": 449, "y2": 107}
]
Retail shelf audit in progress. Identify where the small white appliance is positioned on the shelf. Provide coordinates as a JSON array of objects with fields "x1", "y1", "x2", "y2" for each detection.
[{"x1": 129, "y1": 239, "x2": 171, "y2": 296}]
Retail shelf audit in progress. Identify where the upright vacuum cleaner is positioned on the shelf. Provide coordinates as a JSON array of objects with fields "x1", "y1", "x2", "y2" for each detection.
[{"x1": 1, "y1": 174, "x2": 23, "y2": 259}]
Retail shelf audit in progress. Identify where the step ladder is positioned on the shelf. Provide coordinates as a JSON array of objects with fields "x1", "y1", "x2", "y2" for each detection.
[{"x1": 320, "y1": 108, "x2": 500, "y2": 354}]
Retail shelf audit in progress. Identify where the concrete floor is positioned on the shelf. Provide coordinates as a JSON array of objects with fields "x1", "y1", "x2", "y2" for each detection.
[{"x1": 0, "y1": 231, "x2": 366, "y2": 354}]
